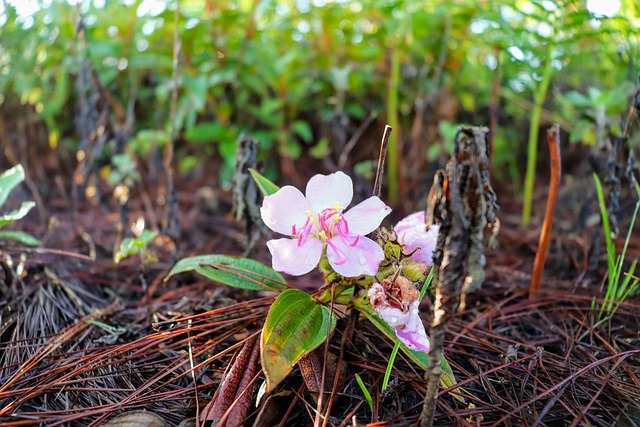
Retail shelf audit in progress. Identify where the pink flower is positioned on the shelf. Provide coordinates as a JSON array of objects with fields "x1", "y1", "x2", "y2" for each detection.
[
  {"x1": 368, "y1": 278, "x2": 430, "y2": 353},
  {"x1": 260, "y1": 171, "x2": 391, "y2": 277},
  {"x1": 395, "y1": 211, "x2": 439, "y2": 267}
]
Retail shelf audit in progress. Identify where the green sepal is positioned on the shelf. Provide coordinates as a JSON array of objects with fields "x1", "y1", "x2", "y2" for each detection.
[{"x1": 249, "y1": 168, "x2": 280, "y2": 197}]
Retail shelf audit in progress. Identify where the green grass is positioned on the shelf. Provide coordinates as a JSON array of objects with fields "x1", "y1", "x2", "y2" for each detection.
[
  {"x1": 592, "y1": 174, "x2": 640, "y2": 319},
  {"x1": 354, "y1": 373, "x2": 374, "y2": 412}
]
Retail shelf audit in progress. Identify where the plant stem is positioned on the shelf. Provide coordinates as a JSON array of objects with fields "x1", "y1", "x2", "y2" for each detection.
[
  {"x1": 165, "y1": 2, "x2": 181, "y2": 243},
  {"x1": 522, "y1": 40, "x2": 554, "y2": 227},
  {"x1": 387, "y1": 48, "x2": 401, "y2": 204},
  {"x1": 529, "y1": 125, "x2": 561, "y2": 299}
]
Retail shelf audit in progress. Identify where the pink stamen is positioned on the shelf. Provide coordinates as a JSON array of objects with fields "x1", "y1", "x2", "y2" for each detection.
[
  {"x1": 300, "y1": 206, "x2": 363, "y2": 254},
  {"x1": 336, "y1": 215, "x2": 359, "y2": 247},
  {"x1": 326, "y1": 238, "x2": 347, "y2": 265},
  {"x1": 319, "y1": 208, "x2": 336, "y2": 234},
  {"x1": 296, "y1": 216, "x2": 313, "y2": 247}
]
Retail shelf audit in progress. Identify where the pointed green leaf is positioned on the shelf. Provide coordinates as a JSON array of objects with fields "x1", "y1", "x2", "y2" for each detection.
[
  {"x1": 356, "y1": 302, "x2": 458, "y2": 394},
  {"x1": 0, "y1": 230, "x2": 40, "y2": 246},
  {"x1": 0, "y1": 165, "x2": 26, "y2": 209},
  {"x1": 249, "y1": 169, "x2": 280, "y2": 197},
  {"x1": 261, "y1": 289, "x2": 336, "y2": 392},
  {"x1": 0, "y1": 201, "x2": 36, "y2": 227},
  {"x1": 167, "y1": 255, "x2": 286, "y2": 292}
]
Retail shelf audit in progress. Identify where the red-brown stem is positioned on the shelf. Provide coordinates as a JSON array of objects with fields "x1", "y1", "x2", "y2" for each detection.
[{"x1": 529, "y1": 124, "x2": 561, "y2": 299}]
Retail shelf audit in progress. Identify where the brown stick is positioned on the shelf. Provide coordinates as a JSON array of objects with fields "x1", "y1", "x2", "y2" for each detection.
[
  {"x1": 529, "y1": 124, "x2": 561, "y2": 299},
  {"x1": 373, "y1": 125, "x2": 392, "y2": 198}
]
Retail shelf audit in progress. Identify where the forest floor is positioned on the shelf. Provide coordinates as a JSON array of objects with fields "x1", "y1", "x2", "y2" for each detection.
[{"x1": 0, "y1": 159, "x2": 639, "y2": 427}]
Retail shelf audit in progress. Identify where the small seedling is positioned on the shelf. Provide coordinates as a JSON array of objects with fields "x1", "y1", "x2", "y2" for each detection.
[{"x1": 114, "y1": 218, "x2": 158, "y2": 265}]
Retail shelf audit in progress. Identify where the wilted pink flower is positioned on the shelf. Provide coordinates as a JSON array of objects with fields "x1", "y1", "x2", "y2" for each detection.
[
  {"x1": 260, "y1": 171, "x2": 391, "y2": 277},
  {"x1": 395, "y1": 211, "x2": 439, "y2": 267},
  {"x1": 368, "y1": 278, "x2": 429, "y2": 353}
]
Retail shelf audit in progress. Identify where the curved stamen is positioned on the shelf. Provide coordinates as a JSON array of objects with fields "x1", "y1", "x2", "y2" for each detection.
[
  {"x1": 319, "y1": 208, "x2": 337, "y2": 234},
  {"x1": 296, "y1": 215, "x2": 314, "y2": 246},
  {"x1": 326, "y1": 238, "x2": 347, "y2": 265},
  {"x1": 299, "y1": 204, "x2": 362, "y2": 254},
  {"x1": 335, "y1": 215, "x2": 359, "y2": 247}
]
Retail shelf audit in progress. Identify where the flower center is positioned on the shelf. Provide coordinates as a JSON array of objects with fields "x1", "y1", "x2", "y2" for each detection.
[{"x1": 291, "y1": 203, "x2": 360, "y2": 265}]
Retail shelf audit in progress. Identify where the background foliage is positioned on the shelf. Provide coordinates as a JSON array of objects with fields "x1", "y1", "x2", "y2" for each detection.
[{"x1": 1, "y1": 0, "x2": 639, "y2": 212}]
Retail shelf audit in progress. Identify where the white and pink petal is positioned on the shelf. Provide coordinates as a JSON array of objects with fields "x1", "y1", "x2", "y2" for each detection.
[
  {"x1": 266, "y1": 238, "x2": 323, "y2": 276},
  {"x1": 326, "y1": 236, "x2": 384, "y2": 277},
  {"x1": 343, "y1": 196, "x2": 391, "y2": 235},
  {"x1": 394, "y1": 301, "x2": 430, "y2": 353},
  {"x1": 368, "y1": 283, "x2": 430, "y2": 354},
  {"x1": 261, "y1": 186, "x2": 310, "y2": 236},
  {"x1": 306, "y1": 171, "x2": 353, "y2": 213},
  {"x1": 395, "y1": 211, "x2": 439, "y2": 267}
]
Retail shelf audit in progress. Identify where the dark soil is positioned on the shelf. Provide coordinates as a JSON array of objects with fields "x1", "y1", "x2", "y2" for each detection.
[{"x1": 0, "y1": 149, "x2": 639, "y2": 427}]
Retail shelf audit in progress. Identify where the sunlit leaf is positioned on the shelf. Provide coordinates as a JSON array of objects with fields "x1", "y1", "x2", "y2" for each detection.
[
  {"x1": 0, "y1": 202, "x2": 36, "y2": 227},
  {"x1": 0, "y1": 230, "x2": 40, "y2": 246},
  {"x1": 167, "y1": 254, "x2": 287, "y2": 292},
  {"x1": 0, "y1": 165, "x2": 25, "y2": 209},
  {"x1": 261, "y1": 289, "x2": 336, "y2": 392}
]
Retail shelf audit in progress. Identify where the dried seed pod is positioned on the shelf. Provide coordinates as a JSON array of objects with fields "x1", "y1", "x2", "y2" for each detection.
[
  {"x1": 298, "y1": 349, "x2": 346, "y2": 402},
  {"x1": 201, "y1": 335, "x2": 261, "y2": 426},
  {"x1": 100, "y1": 411, "x2": 167, "y2": 427}
]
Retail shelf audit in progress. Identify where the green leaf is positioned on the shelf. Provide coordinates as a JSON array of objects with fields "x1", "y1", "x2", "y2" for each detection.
[
  {"x1": 356, "y1": 301, "x2": 458, "y2": 394},
  {"x1": 0, "y1": 201, "x2": 36, "y2": 227},
  {"x1": 249, "y1": 169, "x2": 280, "y2": 197},
  {"x1": 569, "y1": 120, "x2": 593, "y2": 144},
  {"x1": 185, "y1": 121, "x2": 234, "y2": 143},
  {"x1": 291, "y1": 120, "x2": 313, "y2": 143},
  {"x1": 167, "y1": 254, "x2": 287, "y2": 292},
  {"x1": 309, "y1": 137, "x2": 330, "y2": 159},
  {"x1": 0, "y1": 230, "x2": 40, "y2": 246},
  {"x1": 0, "y1": 165, "x2": 25, "y2": 209},
  {"x1": 564, "y1": 90, "x2": 591, "y2": 108},
  {"x1": 261, "y1": 289, "x2": 336, "y2": 392}
]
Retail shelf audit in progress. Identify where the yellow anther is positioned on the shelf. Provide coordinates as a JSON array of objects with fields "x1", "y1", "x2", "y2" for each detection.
[
  {"x1": 333, "y1": 213, "x2": 341, "y2": 222},
  {"x1": 318, "y1": 230, "x2": 327, "y2": 240},
  {"x1": 307, "y1": 210, "x2": 314, "y2": 217},
  {"x1": 310, "y1": 217, "x2": 316, "y2": 224},
  {"x1": 334, "y1": 202, "x2": 341, "y2": 211}
]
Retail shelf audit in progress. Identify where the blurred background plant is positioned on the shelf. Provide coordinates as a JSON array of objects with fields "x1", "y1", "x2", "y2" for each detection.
[
  {"x1": 0, "y1": 165, "x2": 41, "y2": 246},
  {"x1": 0, "y1": 0, "x2": 639, "y2": 219}
]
